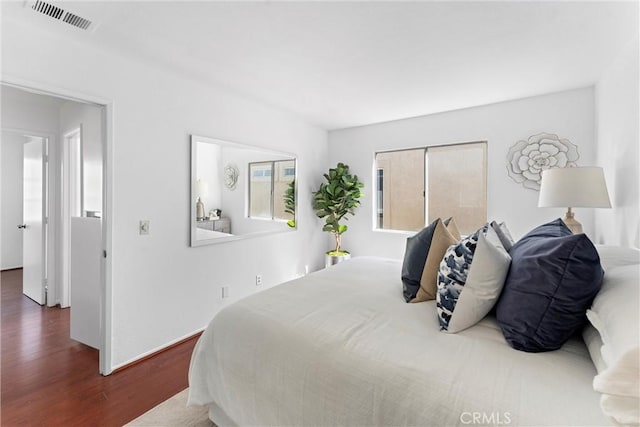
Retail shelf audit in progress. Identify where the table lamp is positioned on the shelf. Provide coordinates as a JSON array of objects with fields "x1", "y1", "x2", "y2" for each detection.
[
  {"x1": 538, "y1": 166, "x2": 611, "y2": 234},
  {"x1": 196, "y1": 179, "x2": 208, "y2": 221}
]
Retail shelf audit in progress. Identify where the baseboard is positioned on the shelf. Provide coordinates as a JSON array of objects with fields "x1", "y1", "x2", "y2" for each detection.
[
  {"x1": 1, "y1": 267, "x2": 23, "y2": 272},
  {"x1": 111, "y1": 328, "x2": 204, "y2": 375}
]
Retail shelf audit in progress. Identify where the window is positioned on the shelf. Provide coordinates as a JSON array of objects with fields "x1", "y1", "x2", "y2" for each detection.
[
  {"x1": 249, "y1": 162, "x2": 272, "y2": 219},
  {"x1": 249, "y1": 159, "x2": 295, "y2": 221},
  {"x1": 251, "y1": 167, "x2": 272, "y2": 178},
  {"x1": 375, "y1": 141, "x2": 487, "y2": 235}
]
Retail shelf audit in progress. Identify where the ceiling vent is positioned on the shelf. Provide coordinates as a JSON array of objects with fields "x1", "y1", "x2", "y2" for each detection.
[
  {"x1": 29, "y1": 0, "x2": 94, "y2": 31},
  {"x1": 62, "y1": 11, "x2": 92, "y2": 30}
]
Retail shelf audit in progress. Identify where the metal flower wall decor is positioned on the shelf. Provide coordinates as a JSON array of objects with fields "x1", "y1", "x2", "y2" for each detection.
[
  {"x1": 223, "y1": 163, "x2": 239, "y2": 190},
  {"x1": 506, "y1": 132, "x2": 579, "y2": 190}
]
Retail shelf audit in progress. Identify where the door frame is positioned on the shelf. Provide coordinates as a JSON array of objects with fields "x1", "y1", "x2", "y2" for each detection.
[
  {"x1": 1, "y1": 77, "x2": 114, "y2": 375},
  {"x1": 60, "y1": 125, "x2": 84, "y2": 308}
]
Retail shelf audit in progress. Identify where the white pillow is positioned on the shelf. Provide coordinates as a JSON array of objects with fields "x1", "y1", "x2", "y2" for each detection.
[
  {"x1": 587, "y1": 262, "x2": 639, "y2": 425},
  {"x1": 582, "y1": 324, "x2": 607, "y2": 374},
  {"x1": 490, "y1": 220, "x2": 515, "y2": 252},
  {"x1": 587, "y1": 264, "x2": 639, "y2": 363},
  {"x1": 593, "y1": 347, "x2": 640, "y2": 425},
  {"x1": 600, "y1": 395, "x2": 639, "y2": 426},
  {"x1": 594, "y1": 347, "x2": 640, "y2": 398},
  {"x1": 596, "y1": 245, "x2": 640, "y2": 271},
  {"x1": 438, "y1": 226, "x2": 511, "y2": 333}
]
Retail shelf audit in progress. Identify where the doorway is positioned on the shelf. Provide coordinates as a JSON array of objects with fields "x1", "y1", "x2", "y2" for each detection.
[
  {"x1": 2, "y1": 131, "x2": 49, "y2": 305},
  {"x1": 0, "y1": 83, "x2": 110, "y2": 373}
]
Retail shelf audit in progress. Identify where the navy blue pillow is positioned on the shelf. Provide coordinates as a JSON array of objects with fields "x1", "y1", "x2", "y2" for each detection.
[
  {"x1": 496, "y1": 219, "x2": 604, "y2": 352},
  {"x1": 401, "y1": 219, "x2": 439, "y2": 302}
]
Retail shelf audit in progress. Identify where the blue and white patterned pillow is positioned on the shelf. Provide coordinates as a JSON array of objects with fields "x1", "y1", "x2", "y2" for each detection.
[
  {"x1": 436, "y1": 225, "x2": 486, "y2": 330},
  {"x1": 436, "y1": 224, "x2": 512, "y2": 333}
]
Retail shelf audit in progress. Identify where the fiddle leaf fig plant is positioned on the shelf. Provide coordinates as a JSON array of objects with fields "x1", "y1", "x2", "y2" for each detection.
[
  {"x1": 284, "y1": 179, "x2": 296, "y2": 228},
  {"x1": 313, "y1": 162, "x2": 364, "y2": 254}
]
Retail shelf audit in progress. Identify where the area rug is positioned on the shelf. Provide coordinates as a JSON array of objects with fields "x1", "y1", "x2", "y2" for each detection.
[{"x1": 125, "y1": 388, "x2": 215, "y2": 427}]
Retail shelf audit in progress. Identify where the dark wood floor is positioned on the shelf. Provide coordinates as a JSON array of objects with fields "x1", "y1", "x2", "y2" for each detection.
[{"x1": 1, "y1": 268, "x2": 200, "y2": 426}]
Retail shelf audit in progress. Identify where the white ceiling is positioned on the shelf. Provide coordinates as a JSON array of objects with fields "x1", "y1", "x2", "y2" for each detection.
[{"x1": 3, "y1": 1, "x2": 638, "y2": 130}]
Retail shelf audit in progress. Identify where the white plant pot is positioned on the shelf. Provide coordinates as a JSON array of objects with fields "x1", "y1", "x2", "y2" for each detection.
[{"x1": 325, "y1": 252, "x2": 351, "y2": 268}]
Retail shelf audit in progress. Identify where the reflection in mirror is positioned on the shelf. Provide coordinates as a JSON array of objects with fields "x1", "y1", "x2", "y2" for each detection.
[
  {"x1": 248, "y1": 160, "x2": 295, "y2": 220},
  {"x1": 190, "y1": 135, "x2": 297, "y2": 247}
]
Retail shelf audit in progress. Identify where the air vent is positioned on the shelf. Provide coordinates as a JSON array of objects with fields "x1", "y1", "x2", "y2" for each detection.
[
  {"x1": 31, "y1": 0, "x2": 63, "y2": 19},
  {"x1": 62, "y1": 11, "x2": 91, "y2": 30},
  {"x1": 29, "y1": 0, "x2": 94, "y2": 31}
]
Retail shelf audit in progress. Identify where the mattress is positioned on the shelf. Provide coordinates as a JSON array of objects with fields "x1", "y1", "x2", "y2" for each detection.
[{"x1": 188, "y1": 257, "x2": 610, "y2": 426}]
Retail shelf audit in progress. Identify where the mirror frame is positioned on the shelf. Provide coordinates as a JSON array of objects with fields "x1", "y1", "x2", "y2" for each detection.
[{"x1": 190, "y1": 134, "x2": 298, "y2": 247}]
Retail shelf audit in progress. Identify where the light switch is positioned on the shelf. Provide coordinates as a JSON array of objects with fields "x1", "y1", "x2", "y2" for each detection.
[{"x1": 139, "y1": 220, "x2": 150, "y2": 235}]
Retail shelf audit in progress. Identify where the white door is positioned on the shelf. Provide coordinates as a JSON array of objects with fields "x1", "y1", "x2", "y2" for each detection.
[
  {"x1": 70, "y1": 217, "x2": 101, "y2": 349},
  {"x1": 22, "y1": 138, "x2": 46, "y2": 305}
]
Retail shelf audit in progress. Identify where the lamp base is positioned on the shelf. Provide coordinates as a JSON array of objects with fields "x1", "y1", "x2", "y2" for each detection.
[
  {"x1": 562, "y1": 209, "x2": 583, "y2": 234},
  {"x1": 196, "y1": 197, "x2": 205, "y2": 221}
]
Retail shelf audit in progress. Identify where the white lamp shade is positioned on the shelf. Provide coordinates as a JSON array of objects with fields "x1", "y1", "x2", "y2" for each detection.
[
  {"x1": 197, "y1": 179, "x2": 209, "y2": 196},
  {"x1": 538, "y1": 167, "x2": 611, "y2": 208}
]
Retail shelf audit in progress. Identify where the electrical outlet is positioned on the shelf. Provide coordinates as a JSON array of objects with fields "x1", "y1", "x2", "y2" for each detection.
[
  {"x1": 221, "y1": 286, "x2": 229, "y2": 299},
  {"x1": 139, "y1": 220, "x2": 150, "y2": 235},
  {"x1": 255, "y1": 275, "x2": 263, "y2": 286}
]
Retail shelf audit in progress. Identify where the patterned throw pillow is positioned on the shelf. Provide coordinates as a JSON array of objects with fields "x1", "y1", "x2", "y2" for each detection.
[
  {"x1": 436, "y1": 224, "x2": 511, "y2": 332},
  {"x1": 437, "y1": 226, "x2": 485, "y2": 329}
]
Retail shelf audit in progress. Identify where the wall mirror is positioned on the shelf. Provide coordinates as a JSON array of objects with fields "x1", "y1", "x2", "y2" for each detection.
[{"x1": 190, "y1": 134, "x2": 297, "y2": 247}]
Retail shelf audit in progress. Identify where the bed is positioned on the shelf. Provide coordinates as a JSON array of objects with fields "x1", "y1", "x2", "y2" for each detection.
[
  {"x1": 188, "y1": 246, "x2": 639, "y2": 426},
  {"x1": 196, "y1": 227, "x2": 233, "y2": 240}
]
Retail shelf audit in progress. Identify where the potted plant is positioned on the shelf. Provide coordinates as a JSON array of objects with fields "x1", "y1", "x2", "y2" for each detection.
[{"x1": 313, "y1": 162, "x2": 364, "y2": 267}]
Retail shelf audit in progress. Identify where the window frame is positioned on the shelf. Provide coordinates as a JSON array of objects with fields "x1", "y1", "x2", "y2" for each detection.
[{"x1": 373, "y1": 141, "x2": 487, "y2": 234}]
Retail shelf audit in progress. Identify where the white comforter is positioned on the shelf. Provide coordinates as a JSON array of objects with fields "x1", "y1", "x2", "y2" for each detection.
[
  {"x1": 196, "y1": 227, "x2": 233, "y2": 240},
  {"x1": 188, "y1": 257, "x2": 609, "y2": 426}
]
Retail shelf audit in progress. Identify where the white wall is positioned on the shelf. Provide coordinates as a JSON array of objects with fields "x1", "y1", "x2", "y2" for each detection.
[
  {"x1": 0, "y1": 85, "x2": 62, "y2": 132},
  {"x1": 195, "y1": 141, "x2": 222, "y2": 218},
  {"x1": 1, "y1": 131, "x2": 25, "y2": 269},
  {"x1": 595, "y1": 36, "x2": 640, "y2": 248},
  {"x1": 2, "y1": 18, "x2": 328, "y2": 369},
  {"x1": 328, "y1": 88, "x2": 597, "y2": 259}
]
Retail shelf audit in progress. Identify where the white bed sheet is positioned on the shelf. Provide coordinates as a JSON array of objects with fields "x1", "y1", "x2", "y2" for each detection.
[
  {"x1": 188, "y1": 257, "x2": 610, "y2": 426},
  {"x1": 196, "y1": 227, "x2": 233, "y2": 240}
]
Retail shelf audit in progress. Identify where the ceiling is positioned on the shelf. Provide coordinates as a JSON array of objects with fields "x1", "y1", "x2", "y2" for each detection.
[{"x1": 2, "y1": 1, "x2": 638, "y2": 130}]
